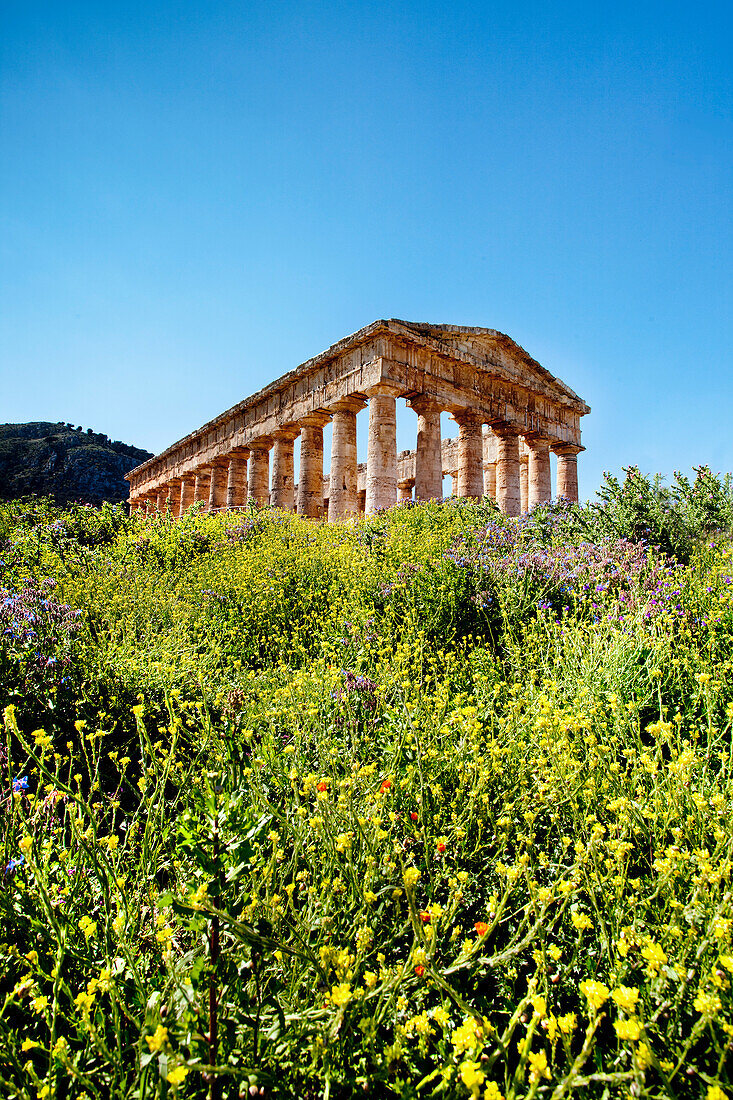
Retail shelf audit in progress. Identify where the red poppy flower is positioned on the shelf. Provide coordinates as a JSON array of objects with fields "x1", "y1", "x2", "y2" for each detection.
[
  {"x1": 436, "y1": 841, "x2": 446, "y2": 853},
  {"x1": 317, "y1": 781, "x2": 328, "y2": 792},
  {"x1": 410, "y1": 812, "x2": 419, "y2": 822},
  {"x1": 379, "y1": 779, "x2": 393, "y2": 793},
  {"x1": 414, "y1": 965, "x2": 425, "y2": 977},
  {"x1": 474, "y1": 921, "x2": 489, "y2": 936},
  {"x1": 419, "y1": 910, "x2": 431, "y2": 923}
]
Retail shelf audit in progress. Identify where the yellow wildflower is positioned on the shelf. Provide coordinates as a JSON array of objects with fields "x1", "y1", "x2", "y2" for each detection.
[
  {"x1": 611, "y1": 986, "x2": 639, "y2": 1014},
  {"x1": 579, "y1": 979, "x2": 610, "y2": 1010},
  {"x1": 614, "y1": 1018, "x2": 641, "y2": 1041},
  {"x1": 146, "y1": 1025, "x2": 168, "y2": 1052}
]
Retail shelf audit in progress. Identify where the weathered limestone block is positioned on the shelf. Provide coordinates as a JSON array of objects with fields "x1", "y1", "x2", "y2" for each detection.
[
  {"x1": 519, "y1": 453, "x2": 529, "y2": 514},
  {"x1": 271, "y1": 429, "x2": 299, "y2": 511},
  {"x1": 493, "y1": 426, "x2": 521, "y2": 516},
  {"x1": 365, "y1": 384, "x2": 401, "y2": 515},
  {"x1": 248, "y1": 441, "x2": 271, "y2": 507},
  {"x1": 208, "y1": 462, "x2": 228, "y2": 511},
  {"x1": 526, "y1": 434, "x2": 552, "y2": 508},
  {"x1": 179, "y1": 476, "x2": 195, "y2": 516},
  {"x1": 453, "y1": 411, "x2": 485, "y2": 499},
  {"x1": 194, "y1": 467, "x2": 211, "y2": 506},
  {"x1": 298, "y1": 413, "x2": 330, "y2": 518},
  {"x1": 329, "y1": 398, "x2": 365, "y2": 520},
  {"x1": 226, "y1": 451, "x2": 249, "y2": 509},
  {"x1": 398, "y1": 478, "x2": 415, "y2": 502},
  {"x1": 409, "y1": 395, "x2": 443, "y2": 502},
  {"x1": 553, "y1": 444, "x2": 582, "y2": 502},
  {"x1": 482, "y1": 427, "x2": 497, "y2": 499}
]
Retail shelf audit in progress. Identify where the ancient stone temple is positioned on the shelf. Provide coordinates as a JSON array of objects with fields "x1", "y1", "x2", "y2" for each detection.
[{"x1": 126, "y1": 320, "x2": 590, "y2": 518}]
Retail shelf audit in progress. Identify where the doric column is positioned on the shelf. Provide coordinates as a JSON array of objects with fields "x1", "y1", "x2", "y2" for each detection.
[
  {"x1": 493, "y1": 426, "x2": 521, "y2": 516},
  {"x1": 165, "y1": 480, "x2": 181, "y2": 514},
  {"x1": 226, "y1": 450, "x2": 249, "y2": 509},
  {"x1": 552, "y1": 444, "x2": 582, "y2": 502},
  {"x1": 208, "y1": 462, "x2": 228, "y2": 512},
  {"x1": 450, "y1": 474, "x2": 459, "y2": 496},
  {"x1": 453, "y1": 411, "x2": 485, "y2": 499},
  {"x1": 398, "y1": 478, "x2": 415, "y2": 503},
  {"x1": 271, "y1": 429, "x2": 299, "y2": 511},
  {"x1": 357, "y1": 489, "x2": 366, "y2": 514},
  {"x1": 179, "y1": 476, "x2": 195, "y2": 516},
  {"x1": 248, "y1": 440, "x2": 271, "y2": 507},
  {"x1": 408, "y1": 396, "x2": 443, "y2": 502},
  {"x1": 297, "y1": 413, "x2": 330, "y2": 518},
  {"x1": 365, "y1": 384, "x2": 401, "y2": 515},
  {"x1": 519, "y1": 453, "x2": 529, "y2": 513},
  {"x1": 194, "y1": 467, "x2": 211, "y2": 507},
  {"x1": 329, "y1": 398, "x2": 365, "y2": 520},
  {"x1": 155, "y1": 490, "x2": 165, "y2": 512},
  {"x1": 526, "y1": 434, "x2": 552, "y2": 508},
  {"x1": 483, "y1": 427, "x2": 497, "y2": 499}
]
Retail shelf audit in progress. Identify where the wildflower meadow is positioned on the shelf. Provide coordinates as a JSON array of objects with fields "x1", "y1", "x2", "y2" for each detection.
[{"x1": 1, "y1": 466, "x2": 732, "y2": 1099}]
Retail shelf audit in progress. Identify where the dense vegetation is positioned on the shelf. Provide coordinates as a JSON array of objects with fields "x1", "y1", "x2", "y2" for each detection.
[
  {"x1": 0, "y1": 423, "x2": 152, "y2": 505},
  {"x1": 1, "y1": 466, "x2": 733, "y2": 1099}
]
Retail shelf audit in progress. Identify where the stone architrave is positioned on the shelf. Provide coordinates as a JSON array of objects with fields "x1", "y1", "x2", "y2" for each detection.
[
  {"x1": 271, "y1": 429, "x2": 299, "y2": 511},
  {"x1": 409, "y1": 395, "x2": 443, "y2": 502},
  {"x1": 226, "y1": 451, "x2": 249, "y2": 509},
  {"x1": 519, "y1": 454, "x2": 529, "y2": 514},
  {"x1": 208, "y1": 462, "x2": 228, "y2": 512},
  {"x1": 552, "y1": 444, "x2": 582, "y2": 502},
  {"x1": 526, "y1": 434, "x2": 552, "y2": 508},
  {"x1": 493, "y1": 426, "x2": 521, "y2": 516},
  {"x1": 365, "y1": 384, "x2": 401, "y2": 515},
  {"x1": 298, "y1": 413, "x2": 330, "y2": 518},
  {"x1": 248, "y1": 441, "x2": 271, "y2": 507},
  {"x1": 179, "y1": 476, "x2": 195, "y2": 516},
  {"x1": 329, "y1": 398, "x2": 365, "y2": 521},
  {"x1": 453, "y1": 411, "x2": 485, "y2": 499}
]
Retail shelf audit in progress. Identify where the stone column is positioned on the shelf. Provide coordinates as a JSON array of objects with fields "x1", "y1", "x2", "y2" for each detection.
[
  {"x1": 357, "y1": 489, "x2": 366, "y2": 514},
  {"x1": 329, "y1": 398, "x2": 365, "y2": 520},
  {"x1": 519, "y1": 453, "x2": 529, "y2": 513},
  {"x1": 552, "y1": 444, "x2": 582, "y2": 502},
  {"x1": 248, "y1": 440, "x2": 271, "y2": 507},
  {"x1": 179, "y1": 476, "x2": 195, "y2": 516},
  {"x1": 270, "y1": 430, "x2": 298, "y2": 511},
  {"x1": 365, "y1": 384, "x2": 401, "y2": 515},
  {"x1": 155, "y1": 490, "x2": 165, "y2": 512},
  {"x1": 526, "y1": 434, "x2": 552, "y2": 508},
  {"x1": 493, "y1": 426, "x2": 521, "y2": 516},
  {"x1": 408, "y1": 396, "x2": 443, "y2": 502},
  {"x1": 453, "y1": 411, "x2": 485, "y2": 499},
  {"x1": 297, "y1": 413, "x2": 330, "y2": 518},
  {"x1": 194, "y1": 467, "x2": 211, "y2": 507},
  {"x1": 398, "y1": 478, "x2": 415, "y2": 503},
  {"x1": 483, "y1": 427, "x2": 497, "y2": 499},
  {"x1": 450, "y1": 474, "x2": 459, "y2": 496},
  {"x1": 208, "y1": 462, "x2": 228, "y2": 512},
  {"x1": 226, "y1": 451, "x2": 249, "y2": 509},
  {"x1": 165, "y1": 480, "x2": 180, "y2": 514}
]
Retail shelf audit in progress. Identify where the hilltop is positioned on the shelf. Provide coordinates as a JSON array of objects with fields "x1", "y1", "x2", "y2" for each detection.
[{"x1": 0, "y1": 422, "x2": 152, "y2": 505}]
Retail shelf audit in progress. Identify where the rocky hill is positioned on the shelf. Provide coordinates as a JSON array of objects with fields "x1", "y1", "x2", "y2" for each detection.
[{"x1": 0, "y1": 423, "x2": 153, "y2": 506}]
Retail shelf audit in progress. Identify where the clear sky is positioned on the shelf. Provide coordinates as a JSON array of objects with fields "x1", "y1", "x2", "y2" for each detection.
[{"x1": 1, "y1": 0, "x2": 731, "y2": 499}]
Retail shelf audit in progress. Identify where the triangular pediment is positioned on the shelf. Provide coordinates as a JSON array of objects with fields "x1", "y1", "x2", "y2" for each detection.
[{"x1": 388, "y1": 320, "x2": 590, "y2": 414}]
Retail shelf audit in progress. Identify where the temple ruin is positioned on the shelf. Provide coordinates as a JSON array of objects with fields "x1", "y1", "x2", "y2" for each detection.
[{"x1": 126, "y1": 320, "x2": 590, "y2": 517}]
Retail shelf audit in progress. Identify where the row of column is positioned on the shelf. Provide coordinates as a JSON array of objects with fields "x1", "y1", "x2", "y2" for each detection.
[{"x1": 132, "y1": 387, "x2": 580, "y2": 519}]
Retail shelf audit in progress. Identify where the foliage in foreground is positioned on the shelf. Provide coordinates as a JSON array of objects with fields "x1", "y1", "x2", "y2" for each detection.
[{"x1": 1, "y1": 468, "x2": 733, "y2": 1099}]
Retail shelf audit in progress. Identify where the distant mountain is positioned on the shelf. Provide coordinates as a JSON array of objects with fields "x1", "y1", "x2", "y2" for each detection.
[{"x1": 0, "y1": 423, "x2": 153, "y2": 506}]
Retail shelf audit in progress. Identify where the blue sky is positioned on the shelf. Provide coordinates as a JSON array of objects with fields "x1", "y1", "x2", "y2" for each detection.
[{"x1": 1, "y1": 0, "x2": 731, "y2": 499}]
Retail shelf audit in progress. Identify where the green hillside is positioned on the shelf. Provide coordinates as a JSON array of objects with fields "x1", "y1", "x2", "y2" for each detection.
[{"x1": 0, "y1": 422, "x2": 152, "y2": 504}]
